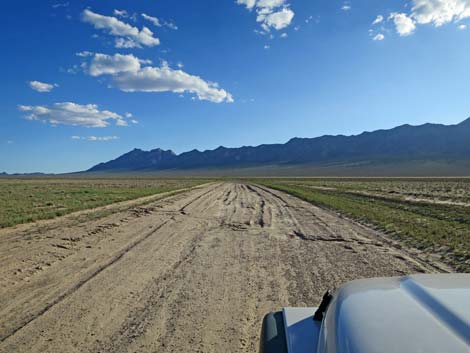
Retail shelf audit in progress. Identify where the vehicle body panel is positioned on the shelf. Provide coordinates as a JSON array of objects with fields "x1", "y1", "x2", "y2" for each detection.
[
  {"x1": 283, "y1": 307, "x2": 320, "y2": 353},
  {"x1": 317, "y1": 274, "x2": 470, "y2": 353},
  {"x1": 261, "y1": 274, "x2": 470, "y2": 353}
]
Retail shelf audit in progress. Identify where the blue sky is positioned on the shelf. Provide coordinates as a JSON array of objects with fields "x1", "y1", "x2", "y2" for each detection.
[{"x1": 1, "y1": 0, "x2": 470, "y2": 173}]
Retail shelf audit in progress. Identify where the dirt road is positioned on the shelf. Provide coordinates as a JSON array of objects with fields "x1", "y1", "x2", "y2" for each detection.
[{"x1": 0, "y1": 182, "x2": 443, "y2": 353}]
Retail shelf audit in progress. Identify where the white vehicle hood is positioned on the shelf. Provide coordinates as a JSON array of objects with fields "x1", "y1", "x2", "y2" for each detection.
[{"x1": 317, "y1": 274, "x2": 470, "y2": 353}]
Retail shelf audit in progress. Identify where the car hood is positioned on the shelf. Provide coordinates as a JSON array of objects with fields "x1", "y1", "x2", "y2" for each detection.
[{"x1": 317, "y1": 274, "x2": 470, "y2": 353}]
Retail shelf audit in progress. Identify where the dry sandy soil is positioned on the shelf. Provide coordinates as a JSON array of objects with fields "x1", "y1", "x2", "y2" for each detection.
[{"x1": 0, "y1": 182, "x2": 447, "y2": 353}]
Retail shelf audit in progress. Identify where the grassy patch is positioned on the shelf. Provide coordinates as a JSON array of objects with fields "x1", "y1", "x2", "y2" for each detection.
[
  {"x1": 0, "y1": 178, "x2": 209, "y2": 228},
  {"x1": 254, "y1": 178, "x2": 470, "y2": 272}
]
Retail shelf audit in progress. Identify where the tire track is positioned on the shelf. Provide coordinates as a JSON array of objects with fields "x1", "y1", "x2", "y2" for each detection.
[
  {"x1": 0, "y1": 182, "x2": 447, "y2": 353},
  {"x1": 0, "y1": 218, "x2": 173, "y2": 343}
]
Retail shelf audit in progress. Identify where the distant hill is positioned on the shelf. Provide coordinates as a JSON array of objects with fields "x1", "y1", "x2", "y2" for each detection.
[
  {"x1": 87, "y1": 118, "x2": 470, "y2": 176},
  {"x1": 0, "y1": 172, "x2": 49, "y2": 177}
]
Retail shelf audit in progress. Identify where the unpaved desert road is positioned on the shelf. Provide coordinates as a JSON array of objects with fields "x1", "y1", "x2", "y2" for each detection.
[{"x1": 0, "y1": 182, "x2": 443, "y2": 353}]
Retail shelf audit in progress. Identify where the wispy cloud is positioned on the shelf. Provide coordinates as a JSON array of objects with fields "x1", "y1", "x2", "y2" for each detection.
[
  {"x1": 80, "y1": 53, "x2": 233, "y2": 103},
  {"x1": 113, "y1": 9, "x2": 128, "y2": 18},
  {"x1": 141, "y1": 13, "x2": 178, "y2": 30},
  {"x1": 373, "y1": 33, "x2": 385, "y2": 41},
  {"x1": 304, "y1": 15, "x2": 315, "y2": 24},
  {"x1": 18, "y1": 102, "x2": 131, "y2": 128},
  {"x1": 71, "y1": 135, "x2": 119, "y2": 141},
  {"x1": 164, "y1": 21, "x2": 178, "y2": 30},
  {"x1": 52, "y1": 2, "x2": 69, "y2": 9},
  {"x1": 29, "y1": 81, "x2": 58, "y2": 93},
  {"x1": 372, "y1": 15, "x2": 384, "y2": 25},
  {"x1": 81, "y1": 9, "x2": 160, "y2": 48},
  {"x1": 142, "y1": 13, "x2": 161, "y2": 27}
]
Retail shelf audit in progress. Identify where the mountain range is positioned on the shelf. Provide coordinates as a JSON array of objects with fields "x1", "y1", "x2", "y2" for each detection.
[{"x1": 87, "y1": 118, "x2": 470, "y2": 176}]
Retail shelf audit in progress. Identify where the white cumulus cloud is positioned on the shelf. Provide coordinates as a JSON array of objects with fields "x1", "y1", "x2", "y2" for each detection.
[
  {"x1": 412, "y1": 0, "x2": 470, "y2": 26},
  {"x1": 81, "y1": 9, "x2": 160, "y2": 48},
  {"x1": 29, "y1": 81, "x2": 58, "y2": 93},
  {"x1": 259, "y1": 7, "x2": 295, "y2": 30},
  {"x1": 237, "y1": 0, "x2": 257, "y2": 10},
  {"x1": 113, "y1": 64, "x2": 233, "y2": 103},
  {"x1": 258, "y1": 0, "x2": 286, "y2": 8},
  {"x1": 80, "y1": 53, "x2": 233, "y2": 103},
  {"x1": 18, "y1": 102, "x2": 130, "y2": 128},
  {"x1": 237, "y1": 0, "x2": 295, "y2": 32},
  {"x1": 389, "y1": 12, "x2": 417, "y2": 35},
  {"x1": 376, "y1": 0, "x2": 470, "y2": 37},
  {"x1": 87, "y1": 53, "x2": 149, "y2": 76}
]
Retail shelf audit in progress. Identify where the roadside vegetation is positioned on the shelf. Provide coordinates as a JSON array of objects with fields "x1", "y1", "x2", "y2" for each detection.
[
  {"x1": 254, "y1": 178, "x2": 470, "y2": 272},
  {"x1": 0, "y1": 178, "x2": 209, "y2": 228}
]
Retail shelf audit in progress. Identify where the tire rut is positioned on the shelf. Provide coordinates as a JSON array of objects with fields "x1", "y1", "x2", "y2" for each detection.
[
  {"x1": 0, "y1": 182, "x2": 447, "y2": 353},
  {"x1": 0, "y1": 218, "x2": 174, "y2": 343}
]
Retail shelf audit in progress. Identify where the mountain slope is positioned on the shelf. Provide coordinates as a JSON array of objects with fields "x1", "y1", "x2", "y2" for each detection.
[
  {"x1": 89, "y1": 148, "x2": 177, "y2": 172},
  {"x1": 87, "y1": 118, "x2": 470, "y2": 173}
]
